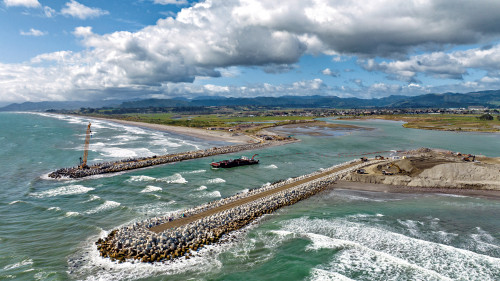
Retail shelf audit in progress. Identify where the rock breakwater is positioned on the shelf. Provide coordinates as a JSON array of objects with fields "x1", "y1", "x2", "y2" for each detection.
[
  {"x1": 49, "y1": 140, "x2": 293, "y2": 179},
  {"x1": 95, "y1": 159, "x2": 378, "y2": 263}
]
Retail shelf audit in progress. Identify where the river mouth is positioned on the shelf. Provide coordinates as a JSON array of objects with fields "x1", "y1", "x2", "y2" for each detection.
[{"x1": 268, "y1": 121, "x2": 368, "y2": 137}]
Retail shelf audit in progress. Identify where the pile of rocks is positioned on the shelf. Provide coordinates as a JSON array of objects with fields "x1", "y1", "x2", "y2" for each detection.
[{"x1": 95, "y1": 160, "x2": 371, "y2": 263}]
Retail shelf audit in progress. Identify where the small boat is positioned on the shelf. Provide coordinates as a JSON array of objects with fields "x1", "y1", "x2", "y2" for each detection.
[{"x1": 210, "y1": 154, "x2": 259, "y2": 168}]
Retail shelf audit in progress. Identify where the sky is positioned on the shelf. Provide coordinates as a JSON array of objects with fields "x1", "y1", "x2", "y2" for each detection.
[{"x1": 2, "y1": 0, "x2": 500, "y2": 105}]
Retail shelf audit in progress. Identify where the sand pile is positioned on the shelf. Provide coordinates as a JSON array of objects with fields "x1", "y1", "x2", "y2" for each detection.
[
  {"x1": 343, "y1": 152, "x2": 500, "y2": 190},
  {"x1": 411, "y1": 162, "x2": 500, "y2": 189}
]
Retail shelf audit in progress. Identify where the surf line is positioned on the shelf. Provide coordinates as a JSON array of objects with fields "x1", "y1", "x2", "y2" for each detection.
[
  {"x1": 48, "y1": 139, "x2": 296, "y2": 179},
  {"x1": 96, "y1": 158, "x2": 381, "y2": 263}
]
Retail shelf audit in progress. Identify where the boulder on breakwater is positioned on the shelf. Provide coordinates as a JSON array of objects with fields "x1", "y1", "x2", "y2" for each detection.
[{"x1": 95, "y1": 159, "x2": 376, "y2": 263}]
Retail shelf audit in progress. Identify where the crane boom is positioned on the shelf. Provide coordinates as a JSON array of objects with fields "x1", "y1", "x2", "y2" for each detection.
[{"x1": 80, "y1": 122, "x2": 92, "y2": 169}]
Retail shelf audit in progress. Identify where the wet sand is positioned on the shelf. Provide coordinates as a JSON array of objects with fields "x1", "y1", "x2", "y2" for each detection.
[{"x1": 333, "y1": 180, "x2": 500, "y2": 199}]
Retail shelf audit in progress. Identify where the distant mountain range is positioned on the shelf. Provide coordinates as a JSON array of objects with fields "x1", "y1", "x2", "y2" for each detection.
[
  {"x1": 0, "y1": 100, "x2": 123, "y2": 112},
  {"x1": 1, "y1": 90, "x2": 499, "y2": 111}
]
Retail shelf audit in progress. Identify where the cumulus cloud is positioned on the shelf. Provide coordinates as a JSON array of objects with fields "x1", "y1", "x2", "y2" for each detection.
[
  {"x1": 3, "y1": 0, "x2": 500, "y2": 103},
  {"x1": 20, "y1": 28, "x2": 47, "y2": 36},
  {"x1": 362, "y1": 44, "x2": 500, "y2": 82},
  {"x1": 61, "y1": 0, "x2": 109, "y2": 19},
  {"x1": 4, "y1": 0, "x2": 40, "y2": 8},
  {"x1": 321, "y1": 68, "x2": 339, "y2": 77},
  {"x1": 159, "y1": 78, "x2": 331, "y2": 99},
  {"x1": 43, "y1": 6, "x2": 55, "y2": 17}
]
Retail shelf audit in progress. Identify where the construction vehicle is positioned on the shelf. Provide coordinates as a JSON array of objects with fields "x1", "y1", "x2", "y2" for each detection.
[
  {"x1": 79, "y1": 122, "x2": 92, "y2": 169},
  {"x1": 382, "y1": 163, "x2": 402, "y2": 175},
  {"x1": 463, "y1": 154, "x2": 475, "y2": 162},
  {"x1": 360, "y1": 157, "x2": 368, "y2": 162}
]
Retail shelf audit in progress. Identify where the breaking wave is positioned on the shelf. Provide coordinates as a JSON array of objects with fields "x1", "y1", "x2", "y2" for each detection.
[
  {"x1": 206, "y1": 178, "x2": 226, "y2": 184},
  {"x1": 85, "y1": 201, "x2": 121, "y2": 215},
  {"x1": 141, "y1": 186, "x2": 163, "y2": 193},
  {"x1": 158, "y1": 173, "x2": 187, "y2": 184},
  {"x1": 30, "y1": 185, "x2": 94, "y2": 198}
]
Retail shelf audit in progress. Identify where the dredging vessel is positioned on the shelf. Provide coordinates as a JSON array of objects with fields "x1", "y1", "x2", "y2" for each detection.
[{"x1": 210, "y1": 154, "x2": 259, "y2": 168}]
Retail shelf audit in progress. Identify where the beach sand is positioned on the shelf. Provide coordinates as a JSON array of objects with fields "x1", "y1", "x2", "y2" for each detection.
[{"x1": 92, "y1": 117, "x2": 256, "y2": 144}]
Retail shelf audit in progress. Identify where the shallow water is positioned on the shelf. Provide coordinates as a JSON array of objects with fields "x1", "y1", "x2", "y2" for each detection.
[{"x1": 0, "y1": 113, "x2": 499, "y2": 280}]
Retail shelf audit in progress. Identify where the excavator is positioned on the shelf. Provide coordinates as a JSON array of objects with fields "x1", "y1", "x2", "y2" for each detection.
[
  {"x1": 79, "y1": 122, "x2": 92, "y2": 169},
  {"x1": 382, "y1": 163, "x2": 402, "y2": 175}
]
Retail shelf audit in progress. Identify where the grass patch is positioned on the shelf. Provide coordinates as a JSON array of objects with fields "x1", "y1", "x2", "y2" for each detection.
[{"x1": 370, "y1": 114, "x2": 500, "y2": 132}]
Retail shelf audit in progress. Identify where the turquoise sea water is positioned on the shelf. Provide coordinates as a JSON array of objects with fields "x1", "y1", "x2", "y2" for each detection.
[{"x1": 0, "y1": 112, "x2": 499, "y2": 280}]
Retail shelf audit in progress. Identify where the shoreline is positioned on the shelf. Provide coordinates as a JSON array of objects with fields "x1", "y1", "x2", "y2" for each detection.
[
  {"x1": 333, "y1": 180, "x2": 500, "y2": 199},
  {"x1": 90, "y1": 116, "x2": 256, "y2": 144}
]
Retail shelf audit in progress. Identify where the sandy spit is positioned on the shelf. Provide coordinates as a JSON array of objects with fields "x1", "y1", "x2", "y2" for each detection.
[{"x1": 90, "y1": 117, "x2": 256, "y2": 144}]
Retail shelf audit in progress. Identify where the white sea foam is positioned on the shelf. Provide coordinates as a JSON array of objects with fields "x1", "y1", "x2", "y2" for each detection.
[
  {"x1": 192, "y1": 190, "x2": 222, "y2": 198},
  {"x1": 397, "y1": 219, "x2": 421, "y2": 236},
  {"x1": 336, "y1": 193, "x2": 388, "y2": 202},
  {"x1": 181, "y1": 169, "x2": 206, "y2": 174},
  {"x1": 122, "y1": 125, "x2": 148, "y2": 135},
  {"x1": 65, "y1": 211, "x2": 80, "y2": 217},
  {"x1": 114, "y1": 135, "x2": 141, "y2": 142},
  {"x1": 85, "y1": 201, "x2": 121, "y2": 215},
  {"x1": 48, "y1": 207, "x2": 61, "y2": 211},
  {"x1": 141, "y1": 185, "x2": 163, "y2": 193},
  {"x1": 127, "y1": 175, "x2": 156, "y2": 182},
  {"x1": 265, "y1": 164, "x2": 278, "y2": 169},
  {"x1": 134, "y1": 201, "x2": 177, "y2": 216},
  {"x1": 206, "y1": 178, "x2": 226, "y2": 184},
  {"x1": 207, "y1": 191, "x2": 221, "y2": 197},
  {"x1": 101, "y1": 147, "x2": 154, "y2": 158},
  {"x1": 3, "y1": 259, "x2": 33, "y2": 270},
  {"x1": 270, "y1": 230, "x2": 294, "y2": 237},
  {"x1": 158, "y1": 173, "x2": 187, "y2": 184},
  {"x1": 197, "y1": 185, "x2": 208, "y2": 190},
  {"x1": 281, "y1": 217, "x2": 500, "y2": 280},
  {"x1": 8, "y1": 200, "x2": 26, "y2": 205},
  {"x1": 151, "y1": 138, "x2": 182, "y2": 147},
  {"x1": 31, "y1": 185, "x2": 94, "y2": 198},
  {"x1": 307, "y1": 268, "x2": 355, "y2": 281},
  {"x1": 84, "y1": 195, "x2": 101, "y2": 202}
]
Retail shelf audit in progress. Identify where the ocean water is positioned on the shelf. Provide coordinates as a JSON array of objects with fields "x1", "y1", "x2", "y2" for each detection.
[{"x1": 0, "y1": 112, "x2": 499, "y2": 280}]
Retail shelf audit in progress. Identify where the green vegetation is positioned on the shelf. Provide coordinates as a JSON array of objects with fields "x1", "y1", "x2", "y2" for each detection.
[
  {"x1": 120, "y1": 113, "x2": 313, "y2": 128},
  {"x1": 370, "y1": 114, "x2": 500, "y2": 132}
]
